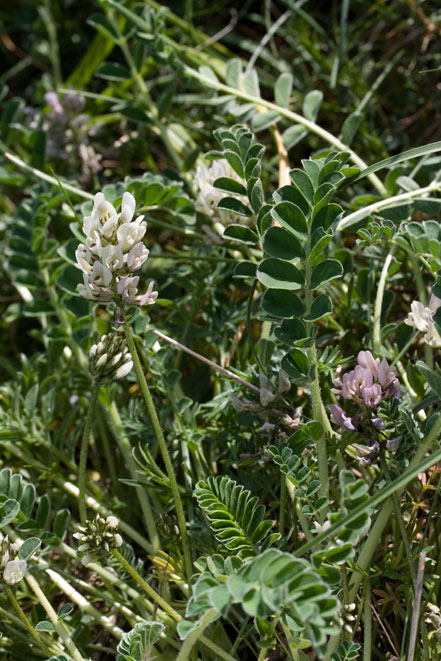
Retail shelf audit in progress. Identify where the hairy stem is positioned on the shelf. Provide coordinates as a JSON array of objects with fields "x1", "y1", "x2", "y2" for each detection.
[
  {"x1": 363, "y1": 579, "x2": 372, "y2": 661},
  {"x1": 78, "y1": 384, "x2": 99, "y2": 525},
  {"x1": 123, "y1": 320, "x2": 192, "y2": 582}
]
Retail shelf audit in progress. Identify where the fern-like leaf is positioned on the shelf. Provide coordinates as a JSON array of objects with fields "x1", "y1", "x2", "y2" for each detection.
[{"x1": 194, "y1": 476, "x2": 279, "y2": 558}]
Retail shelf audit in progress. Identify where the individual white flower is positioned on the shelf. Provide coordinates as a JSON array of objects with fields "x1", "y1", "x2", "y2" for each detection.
[
  {"x1": 75, "y1": 244, "x2": 92, "y2": 274},
  {"x1": 119, "y1": 192, "x2": 136, "y2": 223},
  {"x1": 137, "y1": 281, "x2": 158, "y2": 306},
  {"x1": 117, "y1": 219, "x2": 146, "y2": 253},
  {"x1": 3, "y1": 559, "x2": 27, "y2": 586},
  {"x1": 405, "y1": 301, "x2": 430, "y2": 332},
  {"x1": 127, "y1": 242, "x2": 149, "y2": 271},
  {"x1": 89, "y1": 261, "x2": 112, "y2": 287},
  {"x1": 101, "y1": 245, "x2": 124, "y2": 272},
  {"x1": 77, "y1": 274, "x2": 114, "y2": 303},
  {"x1": 117, "y1": 276, "x2": 140, "y2": 302},
  {"x1": 405, "y1": 295, "x2": 441, "y2": 347},
  {"x1": 195, "y1": 158, "x2": 248, "y2": 225},
  {"x1": 101, "y1": 214, "x2": 119, "y2": 240}
]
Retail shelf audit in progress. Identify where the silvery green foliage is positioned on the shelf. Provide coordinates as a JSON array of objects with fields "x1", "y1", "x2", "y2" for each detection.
[
  {"x1": 182, "y1": 548, "x2": 340, "y2": 656},
  {"x1": 116, "y1": 621, "x2": 165, "y2": 661},
  {"x1": 89, "y1": 332, "x2": 133, "y2": 383},
  {"x1": 194, "y1": 476, "x2": 280, "y2": 559}
]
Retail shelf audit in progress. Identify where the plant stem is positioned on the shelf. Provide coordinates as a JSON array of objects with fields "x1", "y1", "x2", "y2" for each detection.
[
  {"x1": 373, "y1": 249, "x2": 396, "y2": 354},
  {"x1": 123, "y1": 320, "x2": 192, "y2": 582},
  {"x1": 78, "y1": 384, "x2": 99, "y2": 525},
  {"x1": 304, "y1": 233, "x2": 332, "y2": 504},
  {"x1": 338, "y1": 180, "x2": 441, "y2": 231},
  {"x1": 279, "y1": 473, "x2": 287, "y2": 536},
  {"x1": 111, "y1": 550, "x2": 237, "y2": 661},
  {"x1": 307, "y1": 343, "x2": 331, "y2": 503},
  {"x1": 363, "y1": 579, "x2": 372, "y2": 661},
  {"x1": 108, "y1": 401, "x2": 160, "y2": 551},
  {"x1": 26, "y1": 573, "x2": 83, "y2": 661},
  {"x1": 5, "y1": 585, "x2": 51, "y2": 655},
  {"x1": 407, "y1": 552, "x2": 427, "y2": 661},
  {"x1": 408, "y1": 251, "x2": 433, "y2": 370}
]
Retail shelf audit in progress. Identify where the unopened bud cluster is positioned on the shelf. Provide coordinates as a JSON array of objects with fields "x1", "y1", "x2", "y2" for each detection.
[
  {"x1": 76, "y1": 190, "x2": 158, "y2": 307},
  {"x1": 0, "y1": 534, "x2": 26, "y2": 586},
  {"x1": 73, "y1": 515, "x2": 123, "y2": 566},
  {"x1": 89, "y1": 332, "x2": 133, "y2": 383}
]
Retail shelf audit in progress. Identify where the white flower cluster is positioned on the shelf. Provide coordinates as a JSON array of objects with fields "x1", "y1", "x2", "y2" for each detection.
[
  {"x1": 194, "y1": 159, "x2": 248, "y2": 226},
  {"x1": 73, "y1": 515, "x2": 123, "y2": 566},
  {"x1": 0, "y1": 534, "x2": 26, "y2": 586},
  {"x1": 405, "y1": 294, "x2": 441, "y2": 347},
  {"x1": 76, "y1": 191, "x2": 158, "y2": 307},
  {"x1": 89, "y1": 332, "x2": 133, "y2": 383}
]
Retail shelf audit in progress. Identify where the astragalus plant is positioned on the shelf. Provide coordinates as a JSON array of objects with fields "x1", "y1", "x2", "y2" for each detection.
[{"x1": 2, "y1": 2, "x2": 441, "y2": 660}]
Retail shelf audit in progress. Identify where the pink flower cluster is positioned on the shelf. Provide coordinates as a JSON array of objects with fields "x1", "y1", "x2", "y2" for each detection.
[
  {"x1": 329, "y1": 351, "x2": 400, "y2": 431},
  {"x1": 75, "y1": 191, "x2": 158, "y2": 307}
]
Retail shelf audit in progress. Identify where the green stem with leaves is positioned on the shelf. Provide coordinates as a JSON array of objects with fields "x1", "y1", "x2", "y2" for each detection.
[
  {"x1": 304, "y1": 226, "x2": 332, "y2": 505},
  {"x1": 123, "y1": 319, "x2": 192, "y2": 582},
  {"x1": 279, "y1": 473, "x2": 287, "y2": 536},
  {"x1": 5, "y1": 585, "x2": 52, "y2": 655},
  {"x1": 78, "y1": 383, "x2": 99, "y2": 525}
]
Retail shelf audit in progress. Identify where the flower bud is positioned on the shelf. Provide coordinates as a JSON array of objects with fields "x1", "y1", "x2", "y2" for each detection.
[{"x1": 73, "y1": 514, "x2": 123, "y2": 565}]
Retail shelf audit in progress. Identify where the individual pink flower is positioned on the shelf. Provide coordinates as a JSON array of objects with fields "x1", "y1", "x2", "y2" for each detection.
[{"x1": 329, "y1": 405, "x2": 357, "y2": 430}]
